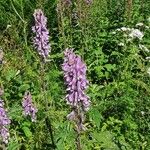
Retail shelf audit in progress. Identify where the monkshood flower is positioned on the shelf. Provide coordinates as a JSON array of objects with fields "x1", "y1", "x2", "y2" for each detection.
[
  {"x1": 62, "y1": 48, "x2": 90, "y2": 111},
  {"x1": 32, "y1": 9, "x2": 51, "y2": 60},
  {"x1": 0, "y1": 99, "x2": 11, "y2": 144},
  {"x1": 22, "y1": 91, "x2": 38, "y2": 122}
]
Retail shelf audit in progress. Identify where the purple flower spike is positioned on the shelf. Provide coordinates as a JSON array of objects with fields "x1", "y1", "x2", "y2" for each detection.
[
  {"x1": 22, "y1": 92, "x2": 38, "y2": 122},
  {"x1": 32, "y1": 9, "x2": 51, "y2": 59},
  {"x1": 0, "y1": 99, "x2": 11, "y2": 144},
  {"x1": 62, "y1": 48, "x2": 90, "y2": 111}
]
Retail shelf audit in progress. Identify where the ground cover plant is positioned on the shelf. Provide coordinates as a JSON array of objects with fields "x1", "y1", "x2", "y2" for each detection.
[{"x1": 0, "y1": 0, "x2": 150, "y2": 149}]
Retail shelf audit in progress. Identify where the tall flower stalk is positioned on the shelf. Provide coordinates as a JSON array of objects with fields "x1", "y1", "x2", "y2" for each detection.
[
  {"x1": 32, "y1": 9, "x2": 55, "y2": 149},
  {"x1": 62, "y1": 48, "x2": 90, "y2": 150},
  {"x1": 0, "y1": 99, "x2": 11, "y2": 144},
  {"x1": 22, "y1": 91, "x2": 38, "y2": 122}
]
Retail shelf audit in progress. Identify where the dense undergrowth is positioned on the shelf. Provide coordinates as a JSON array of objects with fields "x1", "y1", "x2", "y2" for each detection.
[{"x1": 0, "y1": 0, "x2": 150, "y2": 149}]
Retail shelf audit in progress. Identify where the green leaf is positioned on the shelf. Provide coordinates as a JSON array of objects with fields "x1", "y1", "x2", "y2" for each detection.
[
  {"x1": 90, "y1": 108, "x2": 101, "y2": 128},
  {"x1": 22, "y1": 126, "x2": 32, "y2": 138},
  {"x1": 5, "y1": 69, "x2": 18, "y2": 81},
  {"x1": 8, "y1": 141, "x2": 21, "y2": 150}
]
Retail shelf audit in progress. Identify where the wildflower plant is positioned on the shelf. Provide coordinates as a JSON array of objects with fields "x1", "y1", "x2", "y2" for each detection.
[
  {"x1": 30, "y1": 8, "x2": 56, "y2": 148},
  {"x1": 62, "y1": 48, "x2": 90, "y2": 149},
  {"x1": 115, "y1": 27, "x2": 144, "y2": 41},
  {"x1": 0, "y1": 99, "x2": 11, "y2": 144},
  {"x1": 22, "y1": 91, "x2": 38, "y2": 122},
  {"x1": 32, "y1": 9, "x2": 51, "y2": 60},
  {"x1": 62, "y1": 48, "x2": 90, "y2": 111}
]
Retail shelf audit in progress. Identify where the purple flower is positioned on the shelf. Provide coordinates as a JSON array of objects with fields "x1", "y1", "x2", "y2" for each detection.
[
  {"x1": 0, "y1": 99, "x2": 11, "y2": 144},
  {"x1": 62, "y1": 48, "x2": 90, "y2": 111},
  {"x1": 32, "y1": 9, "x2": 51, "y2": 59},
  {"x1": 85, "y1": 0, "x2": 92, "y2": 5},
  {"x1": 22, "y1": 91, "x2": 38, "y2": 122},
  {"x1": 67, "y1": 110, "x2": 86, "y2": 131}
]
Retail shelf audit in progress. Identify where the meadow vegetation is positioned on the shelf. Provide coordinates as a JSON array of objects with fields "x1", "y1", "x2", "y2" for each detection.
[{"x1": 0, "y1": 0, "x2": 150, "y2": 149}]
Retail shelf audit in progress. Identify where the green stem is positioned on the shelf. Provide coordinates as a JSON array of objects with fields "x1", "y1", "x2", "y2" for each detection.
[
  {"x1": 57, "y1": 2, "x2": 67, "y2": 49},
  {"x1": 10, "y1": 0, "x2": 25, "y2": 23},
  {"x1": 0, "y1": 144, "x2": 6, "y2": 150},
  {"x1": 76, "y1": 131, "x2": 81, "y2": 150},
  {"x1": 10, "y1": 0, "x2": 28, "y2": 46},
  {"x1": 74, "y1": 107, "x2": 83, "y2": 150},
  {"x1": 41, "y1": 62, "x2": 56, "y2": 149}
]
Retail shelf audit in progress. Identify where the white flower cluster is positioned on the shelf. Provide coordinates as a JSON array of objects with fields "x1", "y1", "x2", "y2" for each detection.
[
  {"x1": 129, "y1": 29, "x2": 144, "y2": 40},
  {"x1": 118, "y1": 42, "x2": 124, "y2": 46},
  {"x1": 116, "y1": 27, "x2": 131, "y2": 32},
  {"x1": 112, "y1": 21, "x2": 150, "y2": 77},
  {"x1": 115, "y1": 27, "x2": 144, "y2": 40}
]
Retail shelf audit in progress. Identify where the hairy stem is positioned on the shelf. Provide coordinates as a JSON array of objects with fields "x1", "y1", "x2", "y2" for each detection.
[
  {"x1": 76, "y1": 131, "x2": 81, "y2": 150},
  {"x1": 74, "y1": 108, "x2": 83, "y2": 150},
  {"x1": 41, "y1": 62, "x2": 56, "y2": 149},
  {"x1": 0, "y1": 144, "x2": 6, "y2": 150}
]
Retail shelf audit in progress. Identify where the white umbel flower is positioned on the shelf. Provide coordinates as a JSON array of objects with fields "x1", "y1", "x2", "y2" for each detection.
[{"x1": 129, "y1": 29, "x2": 144, "y2": 40}]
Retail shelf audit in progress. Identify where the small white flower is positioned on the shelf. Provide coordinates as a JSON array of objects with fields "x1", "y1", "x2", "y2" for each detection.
[
  {"x1": 139, "y1": 44, "x2": 149, "y2": 52},
  {"x1": 127, "y1": 27, "x2": 131, "y2": 31},
  {"x1": 136, "y1": 22, "x2": 144, "y2": 27},
  {"x1": 146, "y1": 57, "x2": 150, "y2": 60},
  {"x1": 129, "y1": 29, "x2": 144, "y2": 40},
  {"x1": 141, "y1": 111, "x2": 145, "y2": 115},
  {"x1": 121, "y1": 27, "x2": 128, "y2": 31},
  {"x1": 112, "y1": 31, "x2": 116, "y2": 34},
  {"x1": 118, "y1": 42, "x2": 124, "y2": 46},
  {"x1": 116, "y1": 28, "x2": 121, "y2": 31},
  {"x1": 6, "y1": 25, "x2": 11, "y2": 29}
]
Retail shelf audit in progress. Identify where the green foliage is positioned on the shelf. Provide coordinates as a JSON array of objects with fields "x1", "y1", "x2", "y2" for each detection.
[{"x1": 0, "y1": 0, "x2": 150, "y2": 149}]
